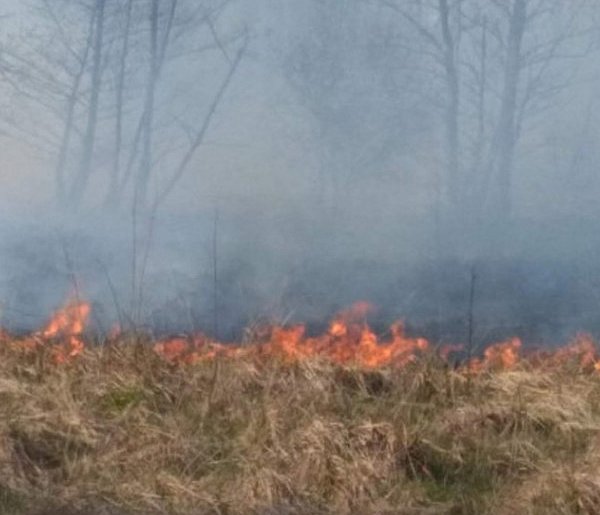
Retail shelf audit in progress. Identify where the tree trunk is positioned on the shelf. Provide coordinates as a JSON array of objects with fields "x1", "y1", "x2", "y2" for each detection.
[
  {"x1": 487, "y1": 0, "x2": 526, "y2": 220},
  {"x1": 136, "y1": 0, "x2": 159, "y2": 209},
  {"x1": 54, "y1": 8, "x2": 96, "y2": 205},
  {"x1": 470, "y1": 16, "x2": 487, "y2": 212},
  {"x1": 106, "y1": 0, "x2": 133, "y2": 207},
  {"x1": 70, "y1": 0, "x2": 106, "y2": 204},
  {"x1": 439, "y1": 0, "x2": 460, "y2": 209}
]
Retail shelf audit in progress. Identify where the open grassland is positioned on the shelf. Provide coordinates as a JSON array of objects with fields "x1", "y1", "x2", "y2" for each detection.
[{"x1": 1, "y1": 341, "x2": 600, "y2": 514}]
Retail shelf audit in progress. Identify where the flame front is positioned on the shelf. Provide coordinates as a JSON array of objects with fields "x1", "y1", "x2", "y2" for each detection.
[
  {"x1": 154, "y1": 302, "x2": 430, "y2": 368},
  {"x1": 150, "y1": 304, "x2": 600, "y2": 373},
  {"x1": 4, "y1": 299, "x2": 600, "y2": 373}
]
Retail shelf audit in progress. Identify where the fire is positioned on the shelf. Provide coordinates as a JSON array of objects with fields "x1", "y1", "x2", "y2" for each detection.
[
  {"x1": 153, "y1": 302, "x2": 430, "y2": 368},
  {"x1": 150, "y1": 305, "x2": 600, "y2": 373},
  {"x1": 4, "y1": 298, "x2": 600, "y2": 373},
  {"x1": 469, "y1": 337, "x2": 522, "y2": 372},
  {"x1": 529, "y1": 333, "x2": 600, "y2": 371},
  {"x1": 40, "y1": 299, "x2": 90, "y2": 363},
  {"x1": 42, "y1": 300, "x2": 89, "y2": 339},
  {"x1": 153, "y1": 334, "x2": 228, "y2": 365},
  {"x1": 0, "y1": 298, "x2": 91, "y2": 362}
]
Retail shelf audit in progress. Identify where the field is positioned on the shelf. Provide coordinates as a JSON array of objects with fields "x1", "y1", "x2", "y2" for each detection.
[{"x1": 1, "y1": 335, "x2": 600, "y2": 514}]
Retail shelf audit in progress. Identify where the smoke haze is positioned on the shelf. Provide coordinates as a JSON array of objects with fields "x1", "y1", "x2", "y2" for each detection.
[{"x1": 2, "y1": 0, "x2": 600, "y2": 349}]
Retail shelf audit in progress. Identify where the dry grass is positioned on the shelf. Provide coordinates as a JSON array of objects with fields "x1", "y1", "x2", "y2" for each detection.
[{"x1": 1, "y1": 341, "x2": 600, "y2": 514}]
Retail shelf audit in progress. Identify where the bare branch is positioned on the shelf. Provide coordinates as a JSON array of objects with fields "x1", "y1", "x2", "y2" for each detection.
[{"x1": 154, "y1": 37, "x2": 248, "y2": 208}]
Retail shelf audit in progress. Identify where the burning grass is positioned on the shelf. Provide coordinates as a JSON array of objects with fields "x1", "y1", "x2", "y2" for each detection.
[{"x1": 3, "y1": 302, "x2": 600, "y2": 513}]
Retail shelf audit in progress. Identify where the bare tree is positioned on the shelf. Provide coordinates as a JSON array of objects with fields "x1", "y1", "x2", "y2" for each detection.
[
  {"x1": 1, "y1": 0, "x2": 245, "y2": 211},
  {"x1": 375, "y1": 0, "x2": 464, "y2": 209},
  {"x1": 54, "y1": 4, "x2": 96, "y2": 204},
  {"x1": 375, "y1": 0, "x2": 598, "y2": 233},
  {"x1": 70, "y1": 0, "x2": 106, "y2": 205},
  {"x1": 0, "y1": 0, "x2": 97, "y2": 203},
  {"x1": 275, "y1": 1, "x2": 424, "y2": 214},
  {"x1": 106, "y1": 0, "x2": 134, "y2": 206},
  {"x1": 111, "y1": 0, "x2": 245, "y2": 209},
  {"x1": 481, "y1": 0, "x2": 597, "y2": 220},
  {"x1": 135, "y1": 0, "x2": 174, "y2": 209},
  {"x1": 484, "y1": 0, "x2": 526, "y2": 218}
]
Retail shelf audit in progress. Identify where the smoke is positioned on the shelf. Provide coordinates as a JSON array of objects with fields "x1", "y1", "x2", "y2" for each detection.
[{"x1": 2, "y1": 0, "x2": 600, "y2": 348}]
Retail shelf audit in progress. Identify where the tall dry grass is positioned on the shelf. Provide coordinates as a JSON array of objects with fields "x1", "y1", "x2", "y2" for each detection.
[{"x1": 1, "y1": 340, "x2": 600, "y2": 514}]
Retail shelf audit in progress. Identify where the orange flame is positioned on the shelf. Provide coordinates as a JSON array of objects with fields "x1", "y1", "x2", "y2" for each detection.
[
  {"x1": 0, "y1": 298, "x2": 90, "y2": 361},
  {"x1": 154, "y1": 302, "x2": 430, "y2": 368},
  {"x1": 529, "y1": 333, "x2": 600, "y2": 371},
  {"x1": 40, "y1": 299, "x2": 90, "y2": 363},
  {"x1": 3, "y1": 299, "x2": 600, "y2": 373},
  {"x1": 468, "y1": 337, "x2": 521, "y2": 372}
]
